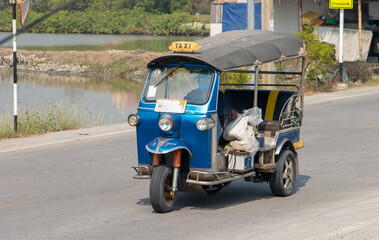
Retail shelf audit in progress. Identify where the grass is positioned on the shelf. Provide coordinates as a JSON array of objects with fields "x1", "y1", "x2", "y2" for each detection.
[{"x1": 0, "y1": 102, "x2": 103, "y2": 139}]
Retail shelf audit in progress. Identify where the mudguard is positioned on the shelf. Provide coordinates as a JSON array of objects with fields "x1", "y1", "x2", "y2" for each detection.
[{"x1": 145, "y1": 137, "x2": 193, "y2": 159}]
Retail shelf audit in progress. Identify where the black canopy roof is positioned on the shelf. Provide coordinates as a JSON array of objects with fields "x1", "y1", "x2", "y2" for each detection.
[{"x1": 147, "y1": 30, "x2": 306, "y2": 71}]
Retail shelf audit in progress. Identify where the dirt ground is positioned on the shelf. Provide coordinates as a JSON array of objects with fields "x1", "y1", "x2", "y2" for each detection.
[{"x1": 0, "y1": 48, "x2": 162, "y2": 78}]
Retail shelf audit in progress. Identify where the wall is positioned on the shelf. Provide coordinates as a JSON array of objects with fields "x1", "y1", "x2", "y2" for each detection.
[
  {"x1": 273, "y1": 0, "x2": 299, "y2": 34},
  {"x1": 369, "y1": 2, "x2": 379, "y2": 20},
  {"x1": 302, "y1": 0, "x2": 327, "y2": 15},
  {"x1": 317, "y1": 26, "x2": 373, "y2": 61}
]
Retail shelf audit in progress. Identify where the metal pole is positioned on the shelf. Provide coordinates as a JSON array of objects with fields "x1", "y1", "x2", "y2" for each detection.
[
  {"x1": 358, "y1": 0, "x2": 362, "y2": 61},
  {"x1": 11, "y1": 0, "x2": 18, "y2": 132},
  {"x1": 247, "y1": 0, "x2": 256, "y2": 86},
  {"x1": 299, "y1": 0, "x2": 303, "y2": 31},
  {"x1": 247, "y1": 0, "x2": 255, "y2": 30},
  {"x1": 339, "y1": 9, "x2": 344, "y2": 82},
  {"x1": 254, "y1": 66, "x2": 259, "y2": 108},
  {"x1": 300, "y1": 57, "x2": 306, "y2": 116}
]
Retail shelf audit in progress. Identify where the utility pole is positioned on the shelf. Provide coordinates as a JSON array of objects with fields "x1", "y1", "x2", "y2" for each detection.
[
  {"x1": 358, "y1": 0, "x2": 362, "y2": 61},
  {"x1": 247, "y1": 0, "x2": 255, "y2": 86},
  {"x1": 10, "y1": 0, "x2": 18, "y2": 132},
  {"x1": 339, "y1": 9, "x2": 344, "y2": 82},
  {"x1": 247, "y1": 0, "x2": 255, "y2": 30}
]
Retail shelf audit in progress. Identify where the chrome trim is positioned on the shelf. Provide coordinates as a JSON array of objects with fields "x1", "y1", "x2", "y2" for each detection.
[
  {"x1": 128, "y1": 113, "x2": 141, "y2": 126},
  {"x1": 172, "y1": 167, "x2": 180, "y2": 191},
  {"x1": 132, "y1": 166, "x2": 152, "y2": 179},
  {"x1": 158, "y1": 114, "x2": 174, "y2": 132},
  {"x1": 211, "y1": 113, "x2": 218, "y2": 172},
  {"x1": 145, "y1": 145, "x2": 193, "y2": 159},
  {"x1": 275, "y1": 138, "x2": 293, "y2": 155},
  {"x1": 186, "y1": 170, "x2": 255, "y2": 186},
  {"x1": 196, "y1": 117, "x2": 215, "y2": 131},
  {"x1": 278, "y1": 126, "x2": 300, "y2": 134}
]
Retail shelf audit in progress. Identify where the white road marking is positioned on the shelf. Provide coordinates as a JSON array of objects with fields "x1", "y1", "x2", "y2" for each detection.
[
  {"x1": 306, "y1": 90, "x2": 379, "y2": 105},
  {"x1": 0, "y1": 129, "x2": 135, "y2": 154}
]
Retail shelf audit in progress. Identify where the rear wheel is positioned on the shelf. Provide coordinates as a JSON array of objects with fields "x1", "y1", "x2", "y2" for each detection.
[
  {"x1": 269, "y1": 150, "x2": 296, "y2": 196},
  {"x1": 149, "y1": 165, "x2": 176, "y2": 213}
]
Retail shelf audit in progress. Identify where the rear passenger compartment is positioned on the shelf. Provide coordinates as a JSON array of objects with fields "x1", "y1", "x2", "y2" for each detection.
[{"x1": 220, "y1": 89, "x2": 301, "y2": 135}]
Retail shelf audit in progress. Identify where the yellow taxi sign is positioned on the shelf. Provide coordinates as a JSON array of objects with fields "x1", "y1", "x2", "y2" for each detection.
[
  {"x1": 329, "y1": 0, "x2": 353, "y2": 9},
  {"x1": 169, "y1": 41, "x2": 201, "y2": 52}
]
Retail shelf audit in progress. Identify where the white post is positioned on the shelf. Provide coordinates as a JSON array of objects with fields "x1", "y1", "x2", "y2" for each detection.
[
  {"x1": 339, "y1": 9, "x2": 344, "y2": 83},
  {"x1": 11, "y1": 0, "x2": 18, "y2": 132}
]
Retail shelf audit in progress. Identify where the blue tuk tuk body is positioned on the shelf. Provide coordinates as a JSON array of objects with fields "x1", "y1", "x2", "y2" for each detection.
[
  {"x1": 129, "y1": 30, "x2": 306, "y2": 213},
  {"x1": 136, "y1": 63, "x2": 220, "y2": 170}
]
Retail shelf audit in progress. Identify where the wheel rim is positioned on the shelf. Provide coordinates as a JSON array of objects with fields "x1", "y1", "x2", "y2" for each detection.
[
  {"x1": 163, "y1": 177, "x2": 174, "y2": 204},
  {"x1": 282, "y1": 157, "x2": 294, "y2": 189}
]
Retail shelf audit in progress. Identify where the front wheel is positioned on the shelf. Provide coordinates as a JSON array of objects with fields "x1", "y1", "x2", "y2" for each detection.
[
  {"x1": 269, "y1": 150, "x2": 296, "y2": 196},
  {"x1": 149, "y1": 165, "x2": 176, "y2": 213}
]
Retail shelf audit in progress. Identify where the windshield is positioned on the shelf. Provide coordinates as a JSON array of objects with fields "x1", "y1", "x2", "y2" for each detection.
[{"x1": 144, "y1": 66, "x2": 214, "y2": 105}]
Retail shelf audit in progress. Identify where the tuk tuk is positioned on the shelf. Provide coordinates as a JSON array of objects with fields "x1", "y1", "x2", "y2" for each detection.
[{"x1": 128, "y1": 30, "x2": 306, "y2": 213}]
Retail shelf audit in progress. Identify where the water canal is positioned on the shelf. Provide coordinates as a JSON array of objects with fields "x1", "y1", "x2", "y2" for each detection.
[
  {"x1": 0, "y1": 69, "x2": 144, "y2": 125},
  {"x1": 0, "y1": 32, "x2": 201, "y2": 125}
]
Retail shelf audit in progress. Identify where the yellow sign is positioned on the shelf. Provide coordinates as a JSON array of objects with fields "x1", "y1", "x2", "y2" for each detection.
[
  {"x1": 169, "y1": 41, "x2": 201, "y2": 52},
  {"x1": 293, "y1": 141, "x2": 304, "y2": 150},
  {"x1": 329, "y1": 0, "x2": 353, "y2": 9}
]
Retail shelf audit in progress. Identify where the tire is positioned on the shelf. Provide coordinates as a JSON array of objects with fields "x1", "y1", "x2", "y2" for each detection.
[
  {"x1": 149, "y1": 165, "x2": 176, "y2": 213},
  {"x1": 269, "y1": 150, "x2": 296, "y2": 197}
]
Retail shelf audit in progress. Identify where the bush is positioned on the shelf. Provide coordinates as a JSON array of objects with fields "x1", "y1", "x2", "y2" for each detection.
[
  {"x1": 220, "y1": 68, "x2": 251, "y2": 88},
  {"x1": 295, "y1": 25, "x2": 335, "y2": 82},
  {"x1": 346, "y1": 64, "x2": 373, "y2": 83},
  {"x1": 0, "y1": 7, "x2": 209, "y2": 36}
]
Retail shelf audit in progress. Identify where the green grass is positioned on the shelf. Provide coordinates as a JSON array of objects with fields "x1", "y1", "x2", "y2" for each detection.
[{"x1": 0, "y1": 102, "x2": 103, "y2": 139}]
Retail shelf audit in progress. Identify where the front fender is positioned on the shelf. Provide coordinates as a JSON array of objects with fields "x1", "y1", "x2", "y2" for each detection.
[{"x1": 145, "y1": 137, "x2": 193, "y2": 159}]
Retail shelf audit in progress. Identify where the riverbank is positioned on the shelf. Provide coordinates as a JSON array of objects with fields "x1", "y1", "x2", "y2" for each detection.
[{"x1": 0, "y1": 48, "x2": 161, "y2": 80}]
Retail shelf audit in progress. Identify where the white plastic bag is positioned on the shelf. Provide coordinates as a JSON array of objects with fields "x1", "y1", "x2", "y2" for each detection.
[
  {"x1": 223, "y1": 115, "x2": 247, "y2": 141},
  {"x1": 244, "y1": 107, "x2": 263, "y2": 126},
  {"x1": 223, "y1": 107, "x2": 262, "y2": 141},
  {"x1": 229, "y1": 126, "x2": 259, "y2": 155}
]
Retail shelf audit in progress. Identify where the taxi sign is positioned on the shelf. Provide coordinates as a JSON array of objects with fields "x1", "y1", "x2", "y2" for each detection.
[
  {"x1": 329, "y1": 0, "x2": 353, "y2": 9},
  {"x1": 169, "y1": 41, "x2": 201, "y2": 52}
]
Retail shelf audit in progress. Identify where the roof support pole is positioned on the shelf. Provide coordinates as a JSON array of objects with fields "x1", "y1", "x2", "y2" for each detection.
[
  {"x1": 300, "y1": 57, "x2": 306, "y2": 117},
  {"x1": 298, "y1": 0, "x2": 303, "y2": 31},
  {"x1": 254, "y1": 66, "x2": 259, "y2": 108}
]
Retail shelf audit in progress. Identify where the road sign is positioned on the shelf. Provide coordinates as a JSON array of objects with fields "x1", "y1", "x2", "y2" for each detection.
[{"x1": 329, "y1": 0, "x2": 353, "y2": 9}]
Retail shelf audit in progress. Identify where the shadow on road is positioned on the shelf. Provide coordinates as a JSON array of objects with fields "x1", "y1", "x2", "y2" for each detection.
[
  {"x1": 294, "y1": 174, "x2": 311, "y2": 193},
  {"x1": 136, "y1": 180, "x2": 273, "y2": 212},
  {"x1": 136, "y1": 175, "x2": 311, "y2": 213}
]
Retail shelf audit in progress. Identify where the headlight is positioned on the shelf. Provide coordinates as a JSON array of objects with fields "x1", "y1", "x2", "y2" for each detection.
[
  {"x1": 196, "y1": 118, "x2": 215, "y2": 131},
  {"x1": 158, "y1": 115, "x2": 174, "y2": 132},
  {"x1": 128, "y1": 114, "x2": 141, "y2": 126}
]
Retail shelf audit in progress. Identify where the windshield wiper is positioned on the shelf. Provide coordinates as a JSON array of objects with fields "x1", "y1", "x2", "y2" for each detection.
[{"x1": 154, "y1": 62, "x2": 185, "y2": 88}]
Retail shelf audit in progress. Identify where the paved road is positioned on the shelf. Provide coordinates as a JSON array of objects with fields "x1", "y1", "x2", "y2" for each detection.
[{"x1": 1, "y1": 87, "x2": 379, "y2": 240}]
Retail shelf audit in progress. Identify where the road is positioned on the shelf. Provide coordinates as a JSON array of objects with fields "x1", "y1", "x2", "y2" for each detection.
[{"x1": 1, "y1": 87, "x2": 379, "y2": 240}]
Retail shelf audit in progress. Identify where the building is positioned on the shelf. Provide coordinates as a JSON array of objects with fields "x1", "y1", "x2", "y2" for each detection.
[{"x1": 211, "y1": 0, "x2": 379, "y2": 61}]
